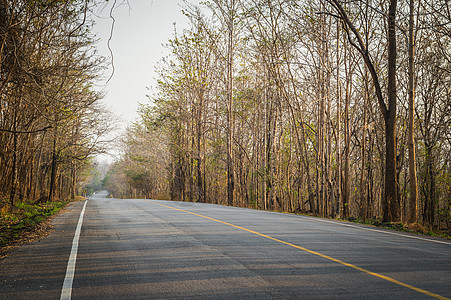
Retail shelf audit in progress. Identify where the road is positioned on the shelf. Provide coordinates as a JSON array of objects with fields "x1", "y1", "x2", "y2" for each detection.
[{"x1": 1, "y1": 192, "x2": 450, "y2": 299}]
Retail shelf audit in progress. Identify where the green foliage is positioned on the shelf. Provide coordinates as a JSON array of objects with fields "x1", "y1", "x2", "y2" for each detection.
[
  {"x1": 0, "y1": 201, "x2": 69, "y2": 248},
  {"x1": 80, "y1": 164, "x2": 104, "y2": 196}
]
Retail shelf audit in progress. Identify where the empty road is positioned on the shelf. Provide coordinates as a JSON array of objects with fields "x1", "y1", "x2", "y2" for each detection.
[{"x1": 1, "y1": 192, "x2": 450, "y2": 299}]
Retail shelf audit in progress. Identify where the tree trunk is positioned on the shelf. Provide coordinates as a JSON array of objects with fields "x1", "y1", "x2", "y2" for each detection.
[
  {"x1": 385, "y1": 0, "x2": 399, "y2": 222},
  {"x1": 360, "y1": 70, "x2": 368, "y2": 219},
  {"x1": 197, "y1": 144, "x2": 204, "y2": 203},
  {"x1": 9, "y1": 99, "x2": 19, "y2": 206},
  {"x1": 423, "y1": 142, "x2": 436, "y2": 228},
  {"x1": 10, "y1": 132, "x2": 17, "y2": 206},
  {"x1": 328, "y1": 0, "x2": 400, "y2": 222},
  {"x1": 407, "y1": 0, "x2": 418, "y2": 224},
  {"x1": 49, "y1": 127, "x2": 58, "y2": 202},
  {"x1": 226, "y1": 0, "x2": 235, "y2": 207},
  {"x1": 342, "y1": 45, "x2": 351, "y2": 219},
  {"x1": 335, "y1": 21, "x2": 342, "y2": 219},
  {"x1": 343, "y1": 74, "x2": 350, "y2": 219}
]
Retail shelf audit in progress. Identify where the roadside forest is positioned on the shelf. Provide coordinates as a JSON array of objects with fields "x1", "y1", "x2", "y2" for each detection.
[
  {"x1": 107, "y1": 0, "x2": 449, "y2": 232},
  {"x1": 0, "y1": 0, "x2": 112, "y2": 209}
]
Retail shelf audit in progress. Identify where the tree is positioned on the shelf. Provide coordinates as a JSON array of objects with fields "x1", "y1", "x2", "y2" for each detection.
[
  {"x1": 406, "y1": 0, "x2": 418, "y2": 224},
  {"x1": 117, "y1": 0, "x2": 450, "y2": 233},
  {"x1": 0, "y1": 0, "x2": 112, "y2": 206},
  {"x1": 327, "y1": 0, "x2": 400, "y2": 222}
]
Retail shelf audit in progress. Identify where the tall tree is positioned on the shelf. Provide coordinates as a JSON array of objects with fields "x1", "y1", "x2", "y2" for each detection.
[
  {"x1": 407, "y1": 0, "x2": 418, "y2": 224},
  {"x1": 327, "y1": 0, "x2": 400, "y2": 221}
]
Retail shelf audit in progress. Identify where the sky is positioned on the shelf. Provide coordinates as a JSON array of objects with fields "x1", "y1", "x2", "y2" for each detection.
[
  {"x1": 92, "y1": 0, "x2": 199, "y2": 126},
  {"x1": 91, "y1": 0, "x2": 201, "y2": 162}
]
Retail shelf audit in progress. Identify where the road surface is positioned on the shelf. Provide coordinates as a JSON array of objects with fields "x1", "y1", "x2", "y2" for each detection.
[{"x1": 1, "y1": 192, "x2": 450, "y2": 299}]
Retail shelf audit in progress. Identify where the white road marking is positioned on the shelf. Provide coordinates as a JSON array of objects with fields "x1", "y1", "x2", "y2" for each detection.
[
  {"x1": 60, "y1": 200, "x2": 88, "y2": 300},
  {"x1": 305, "y1": 216, "x2": 451, "y2": 245}
]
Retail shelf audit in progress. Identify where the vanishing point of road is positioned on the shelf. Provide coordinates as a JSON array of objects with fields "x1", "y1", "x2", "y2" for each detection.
[{"x1": 1, "y1": 191, "x2": 450, "y2": 299}]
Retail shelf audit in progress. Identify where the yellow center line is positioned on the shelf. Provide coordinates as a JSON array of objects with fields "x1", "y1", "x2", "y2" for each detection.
[{"x1": 147, "y1": 201, "x2": 449, "y2": 300}]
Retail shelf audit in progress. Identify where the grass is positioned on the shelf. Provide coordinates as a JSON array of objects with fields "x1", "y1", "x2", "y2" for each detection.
[{"x1": 0, "y1": 201, "x2": 69, "y2": 250}]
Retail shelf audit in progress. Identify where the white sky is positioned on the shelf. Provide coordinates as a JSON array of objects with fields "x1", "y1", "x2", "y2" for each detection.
[
  {"x1": 93, "y1": 0, "x2": 199, "y2": 126},
  {"x1": 91, "y1": 0, "x2": 201, "y2": 163}
]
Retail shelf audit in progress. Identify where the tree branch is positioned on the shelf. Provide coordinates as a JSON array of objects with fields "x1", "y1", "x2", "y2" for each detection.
[
  {"x1": 0, "y1": 126, "x2": 53, "y2": 134},
  {"x1": 106, "y1": 0, "x2": 117, "y2": 84},
  {"x1": 326, "y1": 0, "x2": 388, "y2": 119}
]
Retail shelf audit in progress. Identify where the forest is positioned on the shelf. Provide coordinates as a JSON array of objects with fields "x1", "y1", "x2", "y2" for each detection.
[
  {"x1": 0, "y1": 0, "x2": 449, "y2": 234},
  {"x1": 0, "y1": 0, "x2": 113, "y2": 210},
  {"x1": 104, "y1": 0, "x2": 450, "y2": 232}
]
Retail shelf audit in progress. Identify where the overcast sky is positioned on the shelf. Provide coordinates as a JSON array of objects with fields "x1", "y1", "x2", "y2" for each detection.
[
  {"x1": 93, "y1": 0, "x2": 199, "y2": 126},
  {"x1": 91, "y1": 0, "x2": 201, "y2": 162}
]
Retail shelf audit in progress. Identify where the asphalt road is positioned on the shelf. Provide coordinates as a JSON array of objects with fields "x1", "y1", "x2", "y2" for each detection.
[{"x1": 1, "y1": 192, "x2": 450, "y2": 299}]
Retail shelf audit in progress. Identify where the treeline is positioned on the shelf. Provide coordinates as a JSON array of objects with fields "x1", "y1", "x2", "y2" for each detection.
[
  {"x1": 0, "y1": 0, "x2": 112, "y2": 207},
  {"x1": 103, "y1": 118, "x2": 170, "y2": 200},
  {"x1": 106, "y1": 0, "x2": 450, "y2": 230}
]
